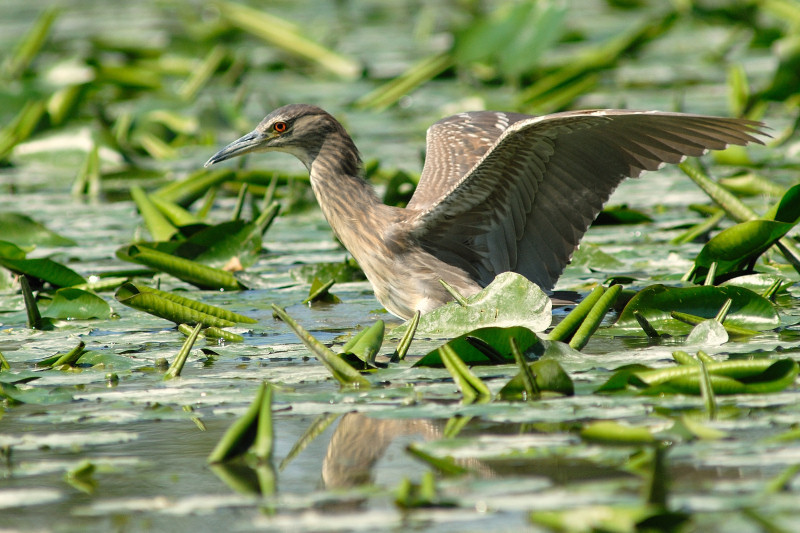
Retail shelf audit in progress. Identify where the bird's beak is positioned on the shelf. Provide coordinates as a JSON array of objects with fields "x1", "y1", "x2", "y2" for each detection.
[{"x1": 204, "y1": 130, "x2": 267, "y2": 167}]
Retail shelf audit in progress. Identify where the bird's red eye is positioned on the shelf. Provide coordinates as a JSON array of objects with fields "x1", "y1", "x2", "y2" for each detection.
[{"x1": 273, "y1": 121, "x2": 288, "y2": 133}]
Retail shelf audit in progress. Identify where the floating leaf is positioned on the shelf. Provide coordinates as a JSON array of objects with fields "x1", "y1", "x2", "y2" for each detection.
[
  {"x1": 271, "y1": 305, "x2": 370, "y2": 389},
  {"x1": 415, "y1": 326, "x2": 540, "y2": 367},
  {"x1": 498, "y1": 359, "x2": 574, "y2": 400},
  {"x1": 692, "y1": 219, "x2": 797, "y2": 282},
  {"x1": 615, "y1": 284, "x2": 779, "y2": 335},
  {"x1": 115, "y1": 282, "x2": 251, "y2": 327},
  {"x1": 0, "y1": 241, "x2": 85, "y2": 288},
  {"x1": 598, "y1": 358, "x2": 798, "y2": 395},
  {"x1": 0, "y1": 213, "x2": 76, "y2": 247},
  {"x1": 117, "y1": 244, "x2": 242, "y2": 290},
  {"x1": 173, "y1": 219, "x2": 263, "y2": 269},
  {"x1": 42, "y1": 288, "x2": 112, "y2": 320},
  {"x1": 397, "y1": 272, "x2": 551, "y2": 339}
]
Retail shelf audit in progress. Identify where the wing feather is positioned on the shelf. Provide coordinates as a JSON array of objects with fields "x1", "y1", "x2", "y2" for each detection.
[{"x1": 406, "y1": 110, "x2": 766, "y2": 289}]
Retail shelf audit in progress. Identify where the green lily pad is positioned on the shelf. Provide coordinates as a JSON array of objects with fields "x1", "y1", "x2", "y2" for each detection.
[
  {"x1": 615, "y1": 284, "x2": 779, "y2": 335},
  {"x1": 0, "y1": 240, "x2": 86, "y2": 288},
  {"x1": 42, "y1": 288, "x2": 112, "y2": 320},
  {"x1": 172, "y1": 219, "x2": 263, "y2": 269},
  {"x1": 397, "y1": 272, "x2": 551, "y2": 339},
  {"x1": 692, "y1": 219, "x2": 797, "y2": 282},
  {"x1": 415, "y1": 326, "x2": 541, "y2": 367},
  {"x1": 0, "y1": 213, "x2": 76, "y2": 247}
]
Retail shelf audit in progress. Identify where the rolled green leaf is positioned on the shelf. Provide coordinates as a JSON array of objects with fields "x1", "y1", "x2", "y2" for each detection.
[
  {"x1": 118, "y1": 245, "x2": 242, "y2": 290},
  {"x1": 670, "y1": 310, "x2": 760, "y2": 337},
  {"x1": 115, "y1": 283, "x2": 237, "y2": 327},
  {"x1": 698, "y1": 359, "x2": 718, "y2": 419},
  {"x1": 569, "y1": 284, "x2": 622, "y2": 350},
  {"x1": 214, "y1": 1, "x2": 361, "y2": 79},
  {"x1": 179, "y1": 45, "x2": 227, "y2": 101},
  {"x1": 271, "y1": 304, "x2": 370, "y2": 389},
  {"x1": 438, "y1": 344, "x2": 491, "y2": 404},
  {"x1": 3, "y1": 7, "x2": 58, "y2": 79},
  {"x1": 20, "y1": 276, "x2": 42, "y2": 330},
  {"x1": 392, "y1": 310, "x2": 420, "y2": 362},
  {"x1": 580, "y1": 420, "x2": 656, "y2": 445},
  {"x1": 632, "y1": 359, "x2": 797, "y2": 395},
  {"x1": 547, "y1": 285, "x2": 605, "y2": 342},
  {"x1": 406, "y1": 443, "x2": 467, "y2": 476},
  {"x1": 130, "y1": 185, "x2": 177, "y2": 241},
  {"x1": 252, "y1": 383, "x2": 274, "y2": 462},
  {"x1": 178, "y1": 324, "x2": 245, "y2": 343},
  {"x1": 208, "y1": 382, "x2": 267, "y2": 463},
  {"x1": 154, "y1": 168, "x2": 233, "y2": 206},
  {"x1": 51, "y1": 341, "x2": 87, "y2": 368},
  {"x1": 510, "y1": 337, "x2": 540, "y2": 400},
  {"x1": 341, "y1": 320, "x2": 384, "y2": 365},
  {"x1": 165, "y1": 323, "x2": 202, "y2": 379}
]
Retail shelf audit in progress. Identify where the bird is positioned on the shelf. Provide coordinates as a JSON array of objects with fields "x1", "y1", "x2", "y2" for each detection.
[{"x1": 205, "y1": 104, "x2": 765, "y2": 319}]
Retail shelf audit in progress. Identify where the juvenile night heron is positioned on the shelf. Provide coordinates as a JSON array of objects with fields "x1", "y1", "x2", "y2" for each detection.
[{"x1": 206, "y1": 104, "x2": 765, "y2": 319}]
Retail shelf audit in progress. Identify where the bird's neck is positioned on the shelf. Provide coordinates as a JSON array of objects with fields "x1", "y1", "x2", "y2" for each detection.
[{"x1": 307, "y1": 149, "x2": 390, "y2": 257}]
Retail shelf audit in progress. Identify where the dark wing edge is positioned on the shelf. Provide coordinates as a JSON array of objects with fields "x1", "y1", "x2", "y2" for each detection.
[{"x1": 406, "y1": 110, "x2": 767, "y2": 290}]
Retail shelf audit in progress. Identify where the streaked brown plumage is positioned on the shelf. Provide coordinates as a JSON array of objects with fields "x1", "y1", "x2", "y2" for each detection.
[{"x1": 205, "y1": 104, "x2": 765, "y2": 319}]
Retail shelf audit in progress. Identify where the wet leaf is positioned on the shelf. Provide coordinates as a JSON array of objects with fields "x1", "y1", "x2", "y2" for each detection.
[
  {"x1": 615, "y1": 284, "x2": 779, "y2": 335},
  {"x1": 42, "y1": 288, "x2": 112, "y2": 320},
  {"x1": 397, "y1": 272, "x2": 551, "y2": 339},
  {"x1": 498, "y1": 359, "x2": 575, "y2": 400},
  {"x1": 0, "y1": 213, "x2": 76, "y2": 247},
  {"x1": 116, "y1": 244, "x2": 242, "y2": 290},
  {"x1": 598, "y1": 358, "x2": 798, "y2": 395},
  {"x1": 415, "y1": 326, "x2": 540, "y2": 367},
  {"x1": 114, "y1": 282, "x2": 243, "y2": 327},
  {"x1": 0, "y1": 241, "x2": 85, "y2": 288},
  {"x1": 692, "y1": 219, "x2": 797, "y2": 282}
]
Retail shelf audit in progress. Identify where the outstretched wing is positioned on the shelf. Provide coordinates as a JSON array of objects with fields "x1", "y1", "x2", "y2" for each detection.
[
  {"x1": 407, "y1": 111, "x2": 530, "y2": 211},
  {"x1": 405, "y1": 109, "x2": 765, "y2": 290}
]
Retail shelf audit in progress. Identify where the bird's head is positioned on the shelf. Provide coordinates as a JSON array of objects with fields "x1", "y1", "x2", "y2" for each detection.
[{"x1": 205, "y1": 104, "x2": 359, "y2": 173}]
